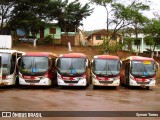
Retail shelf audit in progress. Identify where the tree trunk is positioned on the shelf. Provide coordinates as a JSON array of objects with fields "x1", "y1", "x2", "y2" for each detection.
[{"x1": 65, "y1": 32, "x2": 72, "y2": 51}]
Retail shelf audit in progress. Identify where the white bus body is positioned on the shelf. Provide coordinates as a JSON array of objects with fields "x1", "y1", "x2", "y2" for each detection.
[{"x1": 0, "y1": 49, "x2": 23, "y2": 86}]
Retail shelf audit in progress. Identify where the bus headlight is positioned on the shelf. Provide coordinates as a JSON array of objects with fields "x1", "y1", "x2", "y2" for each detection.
[
  {"x1": 149, "y1": 78, "x2": 154, "y2": 81},
  {"x1": 57, "y1": 74, "x2": 62, "y2": 79},
  {"x1": 19, "y1": 74, "x2": 23, "y2": 79},
  {"x1": 39, "y1": 76, "x2": 46, "y2": 80},
  {"x1": 92, "y1": 74, "x2": 96, "y2": 79},
  {"x1": 112, "y1": 78, "x2": 117, "y2": 81},
  {"x1": 130, "y1": 75, "x2": 134, "y2": 80},
  {"x1": 112, "y1": 76, "x2": 120, "y2": 81}
]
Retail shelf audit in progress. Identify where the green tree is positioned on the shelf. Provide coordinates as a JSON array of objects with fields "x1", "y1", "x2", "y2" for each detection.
[
  {"x1": 48, "y1": 0, "x2": 93, "y2": 50},
  {"x1": 90, "y1": 0, "x2": 150, "y2": 54},
  {"x1": 125, "y1": 1, "x2": 149, "y2": 55},
  {"x1": 0, "y1": 0, "x2": 15, "y2": 34},
  {"x1": 143, "y1": 19, "x2": 160, "y2": 57},
  {"x1": 8, "y1": 0, "x2": 50, "y2": 36}
]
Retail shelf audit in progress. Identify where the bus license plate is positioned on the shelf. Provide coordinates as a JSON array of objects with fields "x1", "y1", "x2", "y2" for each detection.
[
  {"x1": 141, "y1": 84, "x2": 145, "y2": 87},
  {"x1": 69, "y1": 84, "x2": 74, "y2": 86},
  {"x1": 30, "y1": 83, "x2": 35, "y2": 86}
]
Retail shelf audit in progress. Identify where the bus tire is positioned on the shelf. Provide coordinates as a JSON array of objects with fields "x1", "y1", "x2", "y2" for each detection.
[
  {"x1": 93, "y1": 85, "x2": 97, "y2": 89},
  {"x1": 52, "y1": 76, "x2": 58, "y2": 87},
  {"x1": 113, "y1": 86, "x2": 117, "y2": 89},
  {"x1": 58, "y1": 85, "x2": 63, "y2": 89},
  {"x1": 126, "y1": 79, "x2": 129, "y2": 88},
  {"x1": 89, "y1": 77, "x2": 92, "y2": 84}
]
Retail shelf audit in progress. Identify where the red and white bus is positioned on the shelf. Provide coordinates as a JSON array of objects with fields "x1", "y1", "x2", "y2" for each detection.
[
  {"x1": 91, "y1": 55, "x2": 121, "y2": 88},
  {"x1": 0, "y1": 49, "x2": 23, "y2": 86},
  {"x1": 56, "y1": 53, "x2": 89, "y2": 87},
  {"x1": 18, "y1": 52, "x2": 58, "y2": 86},
  {"x1": 120, "y1": 56, "x2": 159, "y2": 89}
]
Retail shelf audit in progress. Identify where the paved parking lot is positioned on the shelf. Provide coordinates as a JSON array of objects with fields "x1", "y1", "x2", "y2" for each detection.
[{"x1": 0, "y1": 85, "x2": 160, "y2": 120}]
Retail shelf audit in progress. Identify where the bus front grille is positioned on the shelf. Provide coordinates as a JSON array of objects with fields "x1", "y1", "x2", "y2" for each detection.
[
  {"x1": 64, "y1": 81, "x2": 79, "y2": 84},
  {"x1": 136, "y1": 82, "x2": 150, "y2": 85},
  {"x1": 99, "y1": 81, "x2": 113, "y2": 84},
  {"x1": 25, "y1": 80, "x2": 40, "y2": 83}
]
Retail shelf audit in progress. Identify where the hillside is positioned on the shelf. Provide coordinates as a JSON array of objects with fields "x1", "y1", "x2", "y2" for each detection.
[
  {"x1": 12, "y1": 42, "x2": 100, "y2": 60},
  {"x1": 12, "y1": 42, "x2": 133, "y2": 60}
]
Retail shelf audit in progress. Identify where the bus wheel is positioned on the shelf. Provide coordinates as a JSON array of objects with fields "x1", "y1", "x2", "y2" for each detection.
[
  {"x1": 126, "y1": 80, "x2": 129, "y2": 88},
  {"x1": 58, "y1": 85, "x2": 63, "y2": 89},
  {"x1": 52, "y1": 77, "x2": 58, "y2": 87},
  {"x1": 89, "y1": 77, "x2": 92, "y2": 84},
  {"x1": 93, "y1": 85, "x2": 97, "y2": 89},
  {"x1": 113, "y1": 86, "x2": 117, "y2": 89},
  {"x1": 146, "y1": 86, "x2": 150, "y2": 90}
]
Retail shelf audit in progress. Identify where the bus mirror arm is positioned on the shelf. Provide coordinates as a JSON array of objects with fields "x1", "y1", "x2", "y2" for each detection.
[
  {"x1": 120, "y1": 60, "x2": 122, "y2": 69},
  {"x1": 55, "y1": 58, "x2": 58, "y2": 67},
  {"x1": 90, "y1": 59, "x2": 93, "y2": 67},
  {"x1": 156, "y1": 62, "x2": 159, "y2": 71},
  {"x1": 86, "y1": 59, "x2": 89, "y2": 67},
  {"x1": 17, "y1": 57, "x2": 21, "y2": 67}
]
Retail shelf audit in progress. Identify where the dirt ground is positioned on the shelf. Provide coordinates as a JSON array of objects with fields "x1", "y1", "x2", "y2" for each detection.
[
  {"x1": 12, "y1": 42, "x2": 99, "y2": 60},
  {"x1": 12, "y1": 42, "x2": 133, "y2": 60}
]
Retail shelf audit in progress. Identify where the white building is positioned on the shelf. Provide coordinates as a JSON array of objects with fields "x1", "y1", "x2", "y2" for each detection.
[{"x1": 123, "y1": 34, "x2": 160, "y2": 57}]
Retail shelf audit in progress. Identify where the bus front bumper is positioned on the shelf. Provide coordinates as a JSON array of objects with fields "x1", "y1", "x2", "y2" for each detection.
[
  {"x1": 92, "y1": 78, "x2": 120, "y2": 86},
  {"x1": 129, "y1": 79, "x2": 156, "y2": 87},
  {"x1": 19, "y1": 78, "x2": 52, "y2": 86},
  {"x1": 57, "y1": 78, "x2": 87, "y2": 86}
]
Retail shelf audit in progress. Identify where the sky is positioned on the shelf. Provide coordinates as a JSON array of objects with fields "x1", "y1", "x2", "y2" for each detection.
[{"x1": 75, "y1": 0, "x2": 160, "y2": 31}]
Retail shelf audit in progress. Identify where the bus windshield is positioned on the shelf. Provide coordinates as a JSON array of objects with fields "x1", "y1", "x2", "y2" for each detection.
[
  {"x1": 20, "y1": 56, "x2": 48, "y2": 76},
  {"x1": 131, "y1": 60, "x2": 156, "y2": 77},
  {"x1": 57, "y1": 58, "x2": 86, "y2": 76},
  {"x1": 93, "y1": 59, "x2": 120, "y2": 76},
  {"x1": 0, "y1": 53, "x2": 11, "y2": 75}
]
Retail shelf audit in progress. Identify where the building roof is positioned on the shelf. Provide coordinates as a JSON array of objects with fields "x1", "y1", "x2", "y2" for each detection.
[{"x1": 85, "y1": 29, "x2": 121, "y2": 39}]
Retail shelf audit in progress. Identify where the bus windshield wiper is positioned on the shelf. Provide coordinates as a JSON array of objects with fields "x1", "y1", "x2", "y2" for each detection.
[
  {"x1": 107, "y1": 62, "x2": 113, "y2": 76},
  {"x1": 99, "y1": 61, "x2": 113, "y2": 76},
  {"x1": 63, "y1": 59, "x2": 77, "y2": 75}
]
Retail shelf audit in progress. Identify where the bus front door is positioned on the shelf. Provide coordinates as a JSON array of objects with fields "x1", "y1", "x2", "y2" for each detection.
[{"x1": 125, "y1": 63, "x2": 130, "y2": 86}]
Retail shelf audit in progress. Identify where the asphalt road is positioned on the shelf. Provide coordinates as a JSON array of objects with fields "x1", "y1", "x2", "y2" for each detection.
[{"x1": 0, "y1": 85, "x2": 160, "y2": 120}]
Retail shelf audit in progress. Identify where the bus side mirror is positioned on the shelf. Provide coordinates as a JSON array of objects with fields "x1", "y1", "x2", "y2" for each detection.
[
  {"x1": 49, "y1": 59, "x2": 52, "y2": 68},
  {"x1": 86, "y1": 59, "x2": 89, "y2": 67},
  {"x1": 17, "y1": 57, "x2": 21, "y2": 67},
  {"x1": 90, "y1": 60, "x2": 93, "y2": 68},
  {"x1": 120, "y1": 60, "x2": 122, "y2": 69},
  {"x1": 156, "y1": 62, "x2": 159, "y2": 71},
  {"x1": 55, "y1": 58, "x2": 58, "y2": 68}
]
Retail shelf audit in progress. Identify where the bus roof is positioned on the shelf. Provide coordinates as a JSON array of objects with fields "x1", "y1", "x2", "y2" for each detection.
[
  {"x1": 59, "y1": 53, "x2": 86, "y2": 58},
  {"x1": 0, "y1": 49, "x2": 24, "y2": 54},
  {"x1": 123, "y1": 56, "x2": 154, "y2": 61},
  {"x1": 94, "y1": 55, "x2": 120, "y2": 59},
  {"x1": 23, "y1": 52, "x2": 58, "y2": 57}
]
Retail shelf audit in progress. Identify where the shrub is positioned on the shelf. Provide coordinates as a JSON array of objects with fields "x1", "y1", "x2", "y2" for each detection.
[{"x1": 44, "y1": 35, "x2": 53, "y2": 44}]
